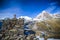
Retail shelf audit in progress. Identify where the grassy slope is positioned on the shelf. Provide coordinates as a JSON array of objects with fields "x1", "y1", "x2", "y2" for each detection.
[{"x1": 36, "y1": 18, "x2": 60, "y2": 38}]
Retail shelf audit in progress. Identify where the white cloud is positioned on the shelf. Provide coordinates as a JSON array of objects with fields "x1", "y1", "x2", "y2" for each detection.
[{"x1": 45, "y1": 6, "x2": 56, "y2": 13}]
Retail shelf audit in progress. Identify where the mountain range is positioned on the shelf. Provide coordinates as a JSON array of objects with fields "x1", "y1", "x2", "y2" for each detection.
[
  {"x1": 33, "y1": 11, "x2": 60, "y2": 21},
  {"x1": 18, "y1": 10, "x2": 60, "y2": 22}
]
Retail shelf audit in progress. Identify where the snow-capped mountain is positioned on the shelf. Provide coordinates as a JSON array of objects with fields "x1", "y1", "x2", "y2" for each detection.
[
  {"x1": 53, "y1": 13, "x2": 60, "y2": 18},
  {"x1": 18, "y1": 16, "x2": 32, "y2": 20},
  {"x1": 18, "y1": 16, "x2": 32, "y2": 23},
  {"x1": 33, "y1": 11, "x2": 53, "y2": 21},
  {"x1": 36, "y1": 11, "x2": 52, "y2": 19}
]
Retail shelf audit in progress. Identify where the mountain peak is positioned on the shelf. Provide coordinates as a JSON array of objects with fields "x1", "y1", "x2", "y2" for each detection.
[
  {"x1": 42, "y1": 11, "x2": 47, "y2": 14},
  {"x1": 36, "y1": 10, "x2": 52, "y2": 19},
  {"x1": 33, "y1": 10, "x2": 52, "y2": 21}
]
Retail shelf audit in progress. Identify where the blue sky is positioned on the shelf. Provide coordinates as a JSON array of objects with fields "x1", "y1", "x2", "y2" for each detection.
[{"x1": 0, "y1": 0, "x2": 60, "y2": 19}]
